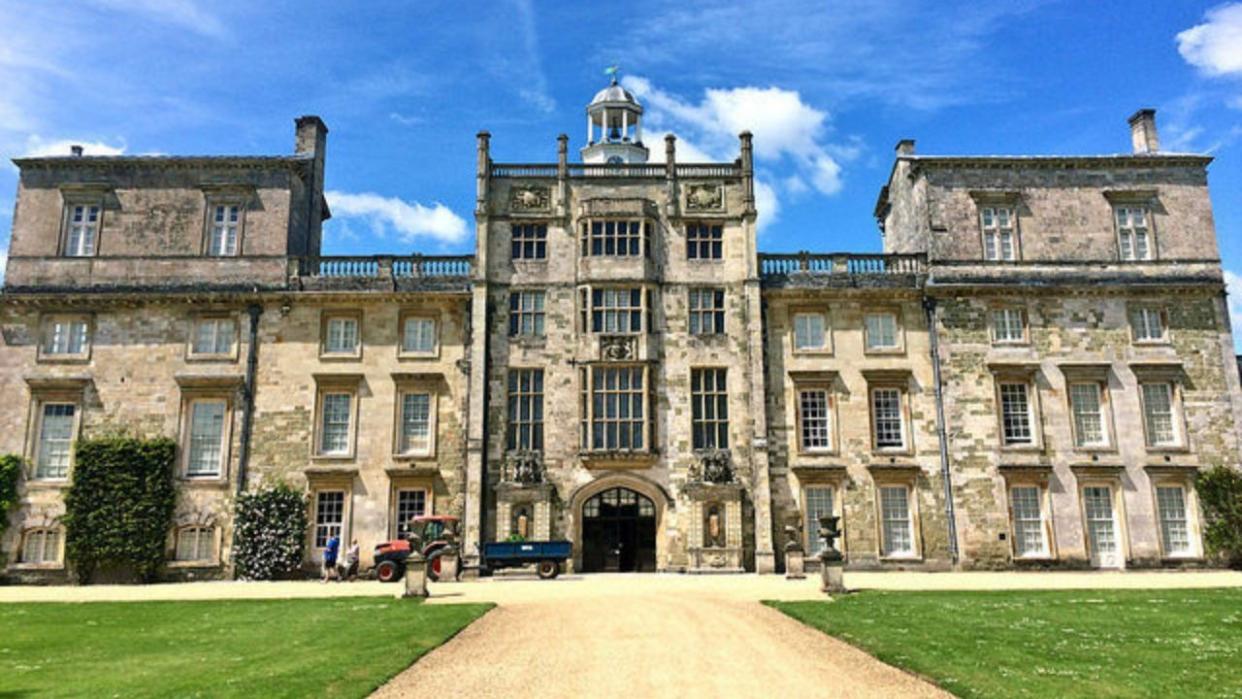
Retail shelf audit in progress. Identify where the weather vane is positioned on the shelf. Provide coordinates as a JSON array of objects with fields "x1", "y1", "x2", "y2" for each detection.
[{"x1": 604, "y1": 64, "x2": 620, "y2": 83}]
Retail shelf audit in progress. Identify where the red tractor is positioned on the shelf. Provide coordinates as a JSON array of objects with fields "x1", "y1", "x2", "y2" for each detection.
[{"x1": 373, "y1": 515, "x2": 459, "y2": 583}]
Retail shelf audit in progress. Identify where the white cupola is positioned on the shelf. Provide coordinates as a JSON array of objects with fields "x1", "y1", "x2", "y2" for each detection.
[{"x1": 581, "y1": 74, "x2": 649, "y2": 164}]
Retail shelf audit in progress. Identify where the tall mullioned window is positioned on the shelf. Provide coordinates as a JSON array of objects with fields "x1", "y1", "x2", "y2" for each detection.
[
  {"x1": 587, "y1": 288, "x2": 644, "y2": 334},
  {"x1": 582, "y1": 220, "x2": 644, "y2": 257},
  {"x1": 1115, "y1": 206, "x2": 1152, "y2": 261},
  {"x1": 797, "y1": 388, "x2": 832, "y2": 452},
  {"x1": 507, "y1": 369, "x2": 544, "y2": 451},
  {"x1": 686, "y1": 223, "x2": 723, "y2": 260},
  {"x1": 691, "y1": 368, "x2": 728, "y2": 450},
  {"x1": 509, "y1": 291, "x2": 546, "y2": 337},
  {"x1": 999, "y1": 382, "x2": 1034, "y2": 446},
  {"x1": 186, "y1": 400, "x2": 227, "y2": 477},
  {"x1": 1069, "y1": 382, "x2": 1108, "y2": 448},
  {"x1": 980, "y1": 206, "x2": 1016, "y2": 261},
  {"x1": 207, "y1": 204, "x2": 241, "y2": 256},
  {"x1": 580, "y1": 366, "x2": 646, "y2": 451},
  {"x1": 35, "y1": 403, "x2": 76, "y2": 479},
  {"x1": 688, "y1": 288, "x2": 725, "y2": 335},
  {"x1": 1009, "y1": 486, "x2": 1048, "y2": 558},
  {"x1": 64, "y1": 203, "x2": 100, "y2": 257},
  {"x1": 1156, "y1": 485, "x2": 1191, "y2": 556},
  {"x1": 511, "y1": 223, "x2": 548, "y2": 260}
]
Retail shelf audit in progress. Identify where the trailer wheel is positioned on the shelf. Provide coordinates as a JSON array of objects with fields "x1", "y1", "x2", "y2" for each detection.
[
  {"x1": 536, "y1": 560, "x2": 559, "y2": 580},
  {"x1": 427, "y1": 551, "x2": 444, "y2": 582},
  {"x1": 376, "y1": 560, "x2": 402, "y2": 583}
]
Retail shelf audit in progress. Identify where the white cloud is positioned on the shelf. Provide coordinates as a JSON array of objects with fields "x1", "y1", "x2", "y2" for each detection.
[
  {"x1": 325, "y1": 191, "x2": 469, "y2": 245},
  {"x1": 83, "y1": 0, "x2": 226, "y2": 39},
  {"x1": 1226, "y1": 270, "x2": 1242, "y2": 351},
  {"x1": 753, "y1": 179, "x2": 780, "y2": 233},
  {"x1": 1177, "y1": 4, "x2": 1242, "y2": 77},
  {"x1": 21, "y1": 136, "x2": 126, "y2": 157}
]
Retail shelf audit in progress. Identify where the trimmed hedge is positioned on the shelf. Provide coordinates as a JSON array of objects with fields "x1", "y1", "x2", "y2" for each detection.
[
  {"x1": 63, "y1": 435, "x2": 177, "y2": 583},
  {"x1": 0, "y1": 454, "x2": 21, "y2": 563},
  {"x1": 1199, "y1": 466, "x2": 1242, "y2": 569},
  {"x1": 232, "y1": 484, "x2": 308, "y2": 580}
]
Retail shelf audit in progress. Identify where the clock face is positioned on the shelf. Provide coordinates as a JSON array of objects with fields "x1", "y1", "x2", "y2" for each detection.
[{"x1": 607, "y1": 156, "x2": 624, "y2": 164}]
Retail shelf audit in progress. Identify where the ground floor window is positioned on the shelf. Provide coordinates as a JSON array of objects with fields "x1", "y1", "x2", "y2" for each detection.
[
  {"x1": 803, "y1": 485, "x2": 835, "y2": 556},
  {"x1": 1155, "y1": 485, "x2": 1192, "y2": 557},
  {"x1": 20, "y1": 528, "x2": 61, "y2": 565},
  {"x1": 879, "y1": 485, "x2": 914, "y2": 557},
  {"x1": 1009, "y1": 486, "x2": 1048, "y2": 558},
  {"x1": 395, "y1": 489, "x2": 428, "y2": 539},
  {"x1": 1083, "y1": 485, "x2": 1118, "y2": 563},
  {"x1": 314, "y1": 490, "x2": 345, "y2": 549},
  {"x1": 175, "y1": 526, "x2": 216, "y2": 563}
]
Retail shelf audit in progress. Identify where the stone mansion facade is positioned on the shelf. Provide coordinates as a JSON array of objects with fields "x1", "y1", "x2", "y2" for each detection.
[{"x1": 2, "y1": 82, "x2": 1240, "y2": 581}]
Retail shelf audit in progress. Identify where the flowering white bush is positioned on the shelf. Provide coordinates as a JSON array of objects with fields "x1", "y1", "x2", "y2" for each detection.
[{"x1": 232, "y1": 485, "x2": 308, "y2": 580}]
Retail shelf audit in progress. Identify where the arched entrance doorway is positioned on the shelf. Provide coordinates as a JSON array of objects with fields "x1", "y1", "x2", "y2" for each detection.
[{"x1": 581, "y1": 487, "x2": 657, "y2": 572}]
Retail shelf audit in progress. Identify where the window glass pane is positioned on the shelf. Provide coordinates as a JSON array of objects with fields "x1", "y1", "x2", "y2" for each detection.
[
  {"x1": 691, "y1": 369, "x2": 728, "y2": 449},
  {"x1": 999, "y1": 383, "x2": 1033, "y2": 445},
  {"x1": 1010, "y1": 486, "x2": 1046, "y2": 557},
  {"x1": 320, "y1": 393, "x2": 352, "y2": 454},
  {"x1": 865, "y1": 313, "x2": 897, "y2": 349},
  {"x1": 799, "y1": 390, "x2": 831, "y2": 451},
  {"x1": 1070, "y1": 383, "x2": 1107, "y2": 447},
  {"x1": 1142, "y1": 383, "x2": 1177, "y2": 446},
  {"x1": 395, "y1": 490, "x2": 427, "y2": 538},
  {"x1": 325, "y1": 318, "x2": 358, "y2": 353},
  {"x1": 403, "y1": 318, "x2": 436, "y2": 352},
  {"x1": 187, "y1": 401, "x2": 226, "y2": 476},
  {"x1": 804, "y1": 487, "x2": 834, "y2": 556},
  {"x1": 1083, "y1": 486, "x2": 1117, "y2": 555},
  {"x1": 794, "y1": 313, "x2": 825, "y2": 350},
  {"x1": 400, "y1": 393, "x2": 431, "y2": 453},
  {"x1": 871, "y1": 388, "x2": 904, "y2": 449},
  {"x1": 880, "y1": 486, "x2": 913, "y2": 555},
  {"x1": 36, "y1": 404, "x2": 75, "y2": 479},
  {"x1": 1156, "y1": 486, "x2": 1191, "y2": 555},
  {"x1": 314, "y1": 491, "x2": 345, "y2": 548}
]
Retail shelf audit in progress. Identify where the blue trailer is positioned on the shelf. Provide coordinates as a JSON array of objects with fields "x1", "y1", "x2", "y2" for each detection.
[{"x1": 482, "y1": 540, "x2": 572, "y2": 579}]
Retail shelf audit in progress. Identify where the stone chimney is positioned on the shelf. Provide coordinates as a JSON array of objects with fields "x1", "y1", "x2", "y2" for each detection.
[
  {"x1": 70, "y1": 144, "x2": 84, "y2": 157},
  {"x1": 895, "y1": 139, "x2": 916, "y2": 156},
  {"x1": 1128, "y1": 109, "x2": 1159, "y2": 154},
  {"x1": 294, "y1": 115, "x2": 329, "y2": 255}
]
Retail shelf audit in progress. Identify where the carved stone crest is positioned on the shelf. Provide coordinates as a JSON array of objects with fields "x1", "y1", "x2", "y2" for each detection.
[
  {"x1": 503, "y1": 451, "x2": 544, "y2": 484},
  {"x1": 509, "y1": 185, "x2": 550, "y2": 212},
  {"x1": 685, "y1": 183, "x2": 723, "y2": 211},
  {"x1": 599, "y1": 335, "x2": 635, "y2": 361},
  {"x1": 690, "y1": 449, "x2": 734, "y2": 484}
]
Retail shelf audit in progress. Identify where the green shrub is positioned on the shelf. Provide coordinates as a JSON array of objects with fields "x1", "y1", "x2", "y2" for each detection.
[
  {"x1": 1199, "y1": 466, "x2": 1242, "y2": 569},
  {"x1": 0, "y1": 454, "x2": 21, "y2": 563},
  {"x1": 232, "y1": 484, "x2": 308, "y2": 580},
  {"x1": 63, "y1": 435, "x2": 177, "y2": 583}
]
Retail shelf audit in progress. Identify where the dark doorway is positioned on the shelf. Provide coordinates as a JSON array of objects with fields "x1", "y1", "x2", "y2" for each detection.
[{"x1": 581, "y1": 487, "x2": 657, "y2": 572}]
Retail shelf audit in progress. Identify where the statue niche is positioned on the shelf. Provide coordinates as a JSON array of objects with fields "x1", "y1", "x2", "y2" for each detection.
[{"x1": 704, "y1": 503, "x2": 725, "y2": 548}]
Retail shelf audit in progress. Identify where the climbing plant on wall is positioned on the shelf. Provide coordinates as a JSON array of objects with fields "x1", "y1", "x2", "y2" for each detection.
[
  {"x1": 232, "y1": 484, "x2": 308, "y2": 580},
  {"x1": 63, "y1": 435, "x2": 177, "y2": 583},
  {"x1": 0, "y1": 454, "x2": 22, "y2": 564},
  {"x1": 1199, "y1": 466, "x2": 1242, "y2": 569}
]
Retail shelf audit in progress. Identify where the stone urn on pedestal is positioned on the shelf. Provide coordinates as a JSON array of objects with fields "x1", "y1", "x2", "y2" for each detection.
[
  {"x1": 784, "y1": 524, "x2": 806, "y2": 580},
  {"x1": 818, "y1": 515, "x2": 846, "y2": 595}
]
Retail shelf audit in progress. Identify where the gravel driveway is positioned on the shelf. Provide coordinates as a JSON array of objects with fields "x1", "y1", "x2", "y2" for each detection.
[{"x1": 373, "y1": 574, "x2": 949, "y2": 698}]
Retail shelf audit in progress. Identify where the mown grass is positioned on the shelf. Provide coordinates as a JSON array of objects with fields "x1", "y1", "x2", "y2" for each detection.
[
  {"x1": 770, "y1": 588, "x2": 1242, "y2": 699},
  {"x1": 0, "y1": 596, "x2": 491, "y2": 698}
]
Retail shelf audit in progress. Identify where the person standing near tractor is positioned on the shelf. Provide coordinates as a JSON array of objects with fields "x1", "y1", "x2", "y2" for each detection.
[
  {"x1": 341, "y1": 539, "x2": 360, "y2": 581},
  {"x1": 322, "y1": 533, "x2": 341, "y2": 582}
]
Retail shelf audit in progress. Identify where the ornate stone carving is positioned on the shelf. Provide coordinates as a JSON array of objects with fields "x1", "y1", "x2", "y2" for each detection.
[
  {"x1": 685, "y1": 183, "x2": 723, "y2": 211},
  {"x1": 599, "y1": 335, "x2": 636, "y2": 361},
  {"x1": 690, "y1": 449, "x2": 734, "y2": 484},
  {"x1": 503, "y1": 450, "x2": 544, "y2": 484},
  {"x1": 509, "y1": 185, "x2": 550, "y2": 212},
  {"x1": 818, "y1": 514, "x2": 843, "y2": 563}
]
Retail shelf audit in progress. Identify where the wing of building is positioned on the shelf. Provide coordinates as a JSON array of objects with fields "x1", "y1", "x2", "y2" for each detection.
[{"x1": 2, "y1": 86, "x2": 1240, "y2": 581}]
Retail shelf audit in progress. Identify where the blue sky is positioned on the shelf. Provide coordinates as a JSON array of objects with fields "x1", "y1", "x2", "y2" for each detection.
[{"x1": 2, "y1": 1, "x2": 1242, "y2": 339}]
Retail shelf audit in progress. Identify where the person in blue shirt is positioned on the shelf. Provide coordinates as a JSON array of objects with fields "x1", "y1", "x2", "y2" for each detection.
[{"x1": 322, "y1": 534, "x2": 341, "y2": 582}]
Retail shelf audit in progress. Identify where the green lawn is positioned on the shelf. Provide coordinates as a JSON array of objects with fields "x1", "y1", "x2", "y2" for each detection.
[
  {"x1": 770, "y1": 589, "x2": 1242, "y2": 699},
  {"x1": 0, "y1": 596, "x2": 491, "y2": 698}
]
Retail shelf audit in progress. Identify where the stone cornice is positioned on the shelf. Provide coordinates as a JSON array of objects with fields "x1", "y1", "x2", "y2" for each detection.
[
  {"x1": 902, "y1": 153, "x2": 1213, "y2": 171},
  {"x1": 12, "y1": 155, "x2": 314, "y2": 174}
]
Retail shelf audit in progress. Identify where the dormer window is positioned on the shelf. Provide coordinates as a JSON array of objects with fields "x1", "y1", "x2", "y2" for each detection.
[
  {"x1": 207, "y1": 204, "x2": 242, "y2": 256},
  {"x1": 63, "y1": 203, "x2": 100, "y2": 257},
  {"x1": 980, "y1": 206, "x2": 1017, "y2": 261}
]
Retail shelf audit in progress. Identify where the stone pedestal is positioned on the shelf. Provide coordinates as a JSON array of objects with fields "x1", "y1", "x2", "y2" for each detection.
[
  {"x1": 820, "y1": 560, "x2": 845, "y2": 594},
  {"x1": 401, "y1": 553, "x2": 428, "y2": 599},
  {"x1": 785, "y1": 548, "x2": 806, "y2": 580},
  {"x1": 685, "y1": 482, "x2": 745, "y2": 574},
  {"x1": 438, "y1": 546, "x2": 459, "y2": 582}
]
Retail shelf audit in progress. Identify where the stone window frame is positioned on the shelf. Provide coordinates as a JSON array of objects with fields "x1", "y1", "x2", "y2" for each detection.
[
  {"x1": 510, "y1": 221, "x2": 549, "y2": 261},
  {"x1": 16, "y1": 526, "x2": 65, "y2": 569},
  {"x1": 177, "y1": 391, "x2": 235, "y2": 483},
  {"x1": 391, "y1": 377, "x2": 438, "y2": 460},
  {"x1": 999, "y1": 467, "x2": 1057, "y2": 562},
  {"x1": 1072, "y1": 466, "x2": 1130, "y2": 569},
  {"x1": 578, "y1": 363, "x2": 652, "y2": 454},
  {"x1": 790, "y1": 306, "x2": 833, "y2": 356},
  {"x1": 507, "y1": 290, "x2": 546, "y2": 338},
  {"x1": 578, "y1": 284, "x2": 652, "y2": 335},
  {"x1": 390, "y1": 483, "x2": 431, "y2": 540},
  {"x1": 306, "y1": 471, "x2": 355, "y2": 561},
  {"x1": 312, "y1": 374, "x2": 364, "y2": 460},
  {"x1": 690, "y1": 367, "x2": 729, "y2": 451},
  {"x1": 1127, "y1": 304, "x2": 1169, "y2": 346},
  {"x1": 37, "y1": 312, "x2": 94, "y2": 364},
  {"x1": 24, "y1": 378, "x2": 88, "y2": 486},
  {"x1": 1105, "y1": 190, "x2": 1159, "y2": 262},
  {"x1": 685, "y1": 221, "x2": 724, "y2": 261},
  {"x1": 186, "y1": 312, "x2": 240, "y2": 362},
  {"x1": 795, "y1": 470, "x2": 846, "y2": 558},
  {"x1": 579, "y1": 218, "x2": 650, "y2": 258},
  {"x1": 506, "y1": 367, "x2": 544, "y2": 452},
  {"x1": 1144, "y1": 466, "x2": 1201, "y2": 561},
  {"x1": 1059, "y1": 364, "x2": 1118, "y2": 454},
  {"x1": 58, "y1": 186, "x2": 108, "y2": 258},
  {"x1": 398, "y1": 310, "x2": 440, "y2": 359},
  {"x1": 319, "y1": 309, "x2": 363, "y2": 360},
  {"x1": 1131, "y1": 364, "x2": 1189, "y2": 452},
  {"x1": 989, "y1": 363, "x2": 1044, "y2": 451},
  {"x1": 170, "y1": 524, "x2": 220, "y2": 566},
  {"x1": 199, "y1": 186, "x2": 253, "y2": 258},
  {"x1": 970, "y1": 191, "x2": 1022, "y2": 262},
  {"x1": 687, "y1": 287, "x2": 726, "y2": 336},
  {"x1": 989, "y1": 304, "x2": 1029, "y2": 346},
  {"x1": 790, "y1": 372, "x2": 839, "y2": 457},
  {"x1": 863, "y1": 370, "x2": 914, "y2": 455},
  {"x1": 862, "y1": 307, "x2": 905, "y2": 355},
  {"x1": 869, "y1": 467, "x2": 923, "y2": 561}
]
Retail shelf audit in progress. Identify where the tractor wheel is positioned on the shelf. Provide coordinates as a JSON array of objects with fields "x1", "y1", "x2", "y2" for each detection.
[
  {"x1": 376, "y1": 560, "x2": 402, "y2": 583},
  {"x1": 536, "y1": 560, "x2": 560, "y2": 580},
  {"x1": 427, "y1": 551, "x2": 444, "y2": 582}
]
